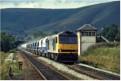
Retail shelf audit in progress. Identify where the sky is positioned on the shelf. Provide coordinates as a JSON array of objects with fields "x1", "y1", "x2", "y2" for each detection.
[{"x1": 0, "y1": 0, "x2": 119, "y2": 9}]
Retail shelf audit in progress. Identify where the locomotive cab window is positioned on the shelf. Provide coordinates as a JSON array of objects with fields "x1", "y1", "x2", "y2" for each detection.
[
  {"x1": 48, "y1": 40, "x2": 49, "y2": 50},
  {"x1": 59, "y1": 36, "x2": 77, "y2": 44},
  {"x1": 55, "y1": 37, "x2": 57, "y2": 43},
  {"x1": 53, "y1": 37, "x2": 56, "y2": 50}
]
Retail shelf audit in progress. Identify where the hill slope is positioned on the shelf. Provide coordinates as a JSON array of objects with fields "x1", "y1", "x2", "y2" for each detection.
[{"x1": 1, "y1": 1, "x2": 120, "y2": 37}]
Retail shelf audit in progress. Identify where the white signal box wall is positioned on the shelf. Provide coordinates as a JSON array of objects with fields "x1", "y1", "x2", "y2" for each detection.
[{"x1": 76, "y1": 24, "x2": 97, "y2": 56}]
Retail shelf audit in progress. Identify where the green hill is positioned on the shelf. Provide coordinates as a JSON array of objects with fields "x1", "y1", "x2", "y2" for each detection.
[{"x1": 1, "y1": 1, "x2": 120, "y2": 39}]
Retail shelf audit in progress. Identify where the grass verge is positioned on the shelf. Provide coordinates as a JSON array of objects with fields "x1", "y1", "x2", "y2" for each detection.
[{"x1": 78, "y1": 43, "x2": 120, "y2": 74}]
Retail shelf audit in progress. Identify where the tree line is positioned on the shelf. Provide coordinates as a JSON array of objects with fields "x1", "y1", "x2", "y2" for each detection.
[{"x1": 0, "y1": 32, "x2": 23, "y2": 52}]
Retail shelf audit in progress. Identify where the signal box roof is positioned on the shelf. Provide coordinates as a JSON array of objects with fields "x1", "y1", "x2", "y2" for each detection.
[{"x1": 77, "y1": 24, "x2": 97, "y2": 31}]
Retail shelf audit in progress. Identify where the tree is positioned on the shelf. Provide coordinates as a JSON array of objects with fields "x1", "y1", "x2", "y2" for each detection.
[
  {"x1": 0, "y1": 32, "x2": 16, "y2": 52},
  {"x1": 99, "y1": 24, "x2": 119, "y2": 41},
  {"x1": 115, "y1": 31, "x2": 120, "y2": 41}
]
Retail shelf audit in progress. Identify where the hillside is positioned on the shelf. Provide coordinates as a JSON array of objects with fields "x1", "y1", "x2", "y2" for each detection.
[{"x1": 1, "y1": 1, "x2": 120, "y2": 38}]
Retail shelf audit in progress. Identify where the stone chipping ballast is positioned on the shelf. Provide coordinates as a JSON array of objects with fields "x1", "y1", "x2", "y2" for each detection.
[{"x1": 37, "y1": 57, "x2": 96, "y2": 80}]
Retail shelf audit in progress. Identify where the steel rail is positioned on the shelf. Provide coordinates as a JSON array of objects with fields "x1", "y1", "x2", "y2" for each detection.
[{"x1": 19, "y1": 49, "x2": 70, "y2": 80}]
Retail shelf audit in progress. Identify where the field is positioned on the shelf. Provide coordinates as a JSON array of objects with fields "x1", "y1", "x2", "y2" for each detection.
[{"x1": 78, "y1": 43, "x2": 120, "y2": 74}]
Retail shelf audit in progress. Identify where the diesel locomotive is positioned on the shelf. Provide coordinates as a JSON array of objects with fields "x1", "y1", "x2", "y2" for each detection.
[{"x1": 25, "y1": 31, "x2": 78, "y2": 62}]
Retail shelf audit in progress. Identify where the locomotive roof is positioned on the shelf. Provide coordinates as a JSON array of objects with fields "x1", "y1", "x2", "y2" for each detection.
[
  {"x1": 59, "y1": 31, "x2": 76, "y2": 35},
  {"x1": 77, "y1": 24, "x2": 97, "y2": 31}
]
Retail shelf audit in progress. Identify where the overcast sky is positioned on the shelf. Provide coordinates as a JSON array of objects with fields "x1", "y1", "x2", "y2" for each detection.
[{"x1": 0, "y1": 0, "x2": 119, "y2": 9}]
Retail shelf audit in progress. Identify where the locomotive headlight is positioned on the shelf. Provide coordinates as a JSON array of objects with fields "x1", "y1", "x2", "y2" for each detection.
[{"x1": 58, "y1": 49, "x2": 61, "y2": 52}]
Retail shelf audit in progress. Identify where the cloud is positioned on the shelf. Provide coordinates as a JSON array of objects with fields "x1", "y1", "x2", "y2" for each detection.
[
  {"x1": 1, "y1": 2, "x2": 40, "y2": 8},
  {"x1": 0, "y1": 0, "x2": 119, "y2": 9},
  {"x1": 1, "y1": 0, "x2": 119, "y2": 2}
]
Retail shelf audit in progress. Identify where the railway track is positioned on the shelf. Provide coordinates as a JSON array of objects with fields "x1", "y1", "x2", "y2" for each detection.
[
  {"x1": 18, "y1": 49, "x2": 70, "y2": 80},
  {"x1": 19, "y1": 53, "x2": 47, "y2": 80},
  {"x1": 65, "y1": 63, "x2": 120, "y2": 80},
  {"x1": 18, "y1": 48, "x2": 120, "y2": 80}
]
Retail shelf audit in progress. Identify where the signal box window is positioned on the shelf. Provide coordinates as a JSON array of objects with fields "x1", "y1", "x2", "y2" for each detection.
[
  {"x1": 92, "y1": 32, "x2": 95, "y2": 36},
  {"x1": 82, "y1": 31, "x2": 95, "y2": 36}
]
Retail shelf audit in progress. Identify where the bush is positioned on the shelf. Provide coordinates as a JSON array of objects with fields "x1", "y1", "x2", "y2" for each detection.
[
  {"x1": 9, "y1": 50, "x2": 16, "y2": 53},
  {"x1": 83, "y1": 42, "x2": 119, "y2": 55}
]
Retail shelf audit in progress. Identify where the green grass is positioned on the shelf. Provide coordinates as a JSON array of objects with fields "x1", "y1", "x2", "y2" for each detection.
[
  {"x1": 78, "y1": 43, "x2": 120, "y2": 74},
  {"x1": 0, "y1": 52, "x2": 8, "y2": 64},
  {"x1": 1, "y1": 58, "x2": 10, "y2": 79},
  {"x1": 0, "y1": 52, "x2": 9, "y2": 80},
  {"x1": 12, "y1": 62, "x2": 23, "y2": 76}
]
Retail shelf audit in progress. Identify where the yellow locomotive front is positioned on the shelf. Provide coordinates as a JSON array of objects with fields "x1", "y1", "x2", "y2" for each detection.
[{"x1": 56, "y1": 31, "x2": 78, "y2": 62}]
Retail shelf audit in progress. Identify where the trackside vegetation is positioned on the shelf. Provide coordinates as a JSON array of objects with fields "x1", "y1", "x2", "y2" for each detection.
[
  {"x1": 78, "y1": 43, "x2": 120, "y2": 74},
  {"x1": 0, "y1": 51, "x2": 22, "y2": 80}
]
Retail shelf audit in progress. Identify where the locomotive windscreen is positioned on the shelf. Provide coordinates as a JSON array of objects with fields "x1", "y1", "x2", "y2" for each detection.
[{"x1": 59, "y1": 36, "x2": 77, "y2": 44}]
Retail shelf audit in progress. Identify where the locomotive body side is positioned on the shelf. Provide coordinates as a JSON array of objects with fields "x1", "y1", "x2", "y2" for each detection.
[
  {"x1": 41, "y1": 37, "x2": 49, "y2": 57},
  {"x1": 38, "y1": 39, "x2": 43, "y2": 55},
  {"x1": 24, "y1": 31, "x2": 78, "y2": 63}
]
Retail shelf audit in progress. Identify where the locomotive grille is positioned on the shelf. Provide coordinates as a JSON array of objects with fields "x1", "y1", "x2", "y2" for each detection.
[{"x1": 58, "y1": 50, "x2": 77, "y2": 52}]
